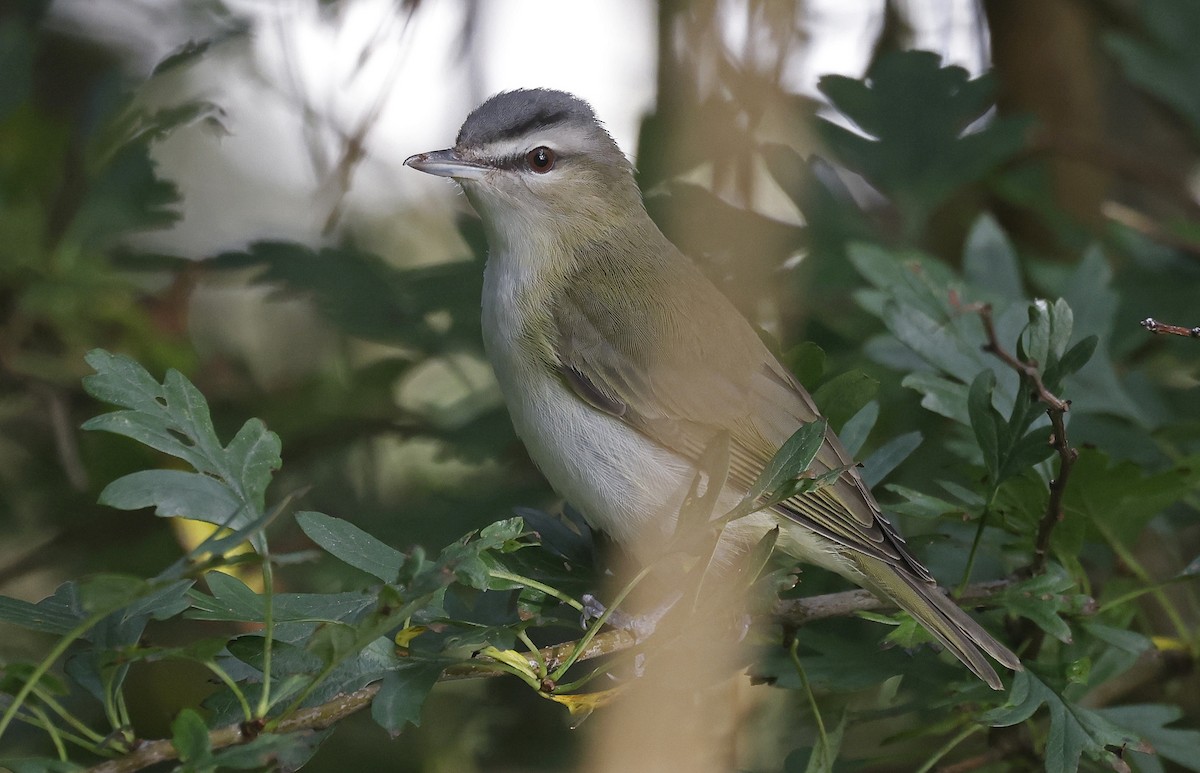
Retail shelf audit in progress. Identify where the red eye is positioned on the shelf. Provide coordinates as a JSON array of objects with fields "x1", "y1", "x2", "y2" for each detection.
[{"x1": 526, "y1": 146, "x2": 556, "y2": 173}]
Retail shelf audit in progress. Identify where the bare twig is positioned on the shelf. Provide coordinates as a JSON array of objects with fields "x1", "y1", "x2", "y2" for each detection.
[
  {"x1": 1103, "y1": 201, "x2": 1200, "y2": 257},
  {"x1": 85, "y1": 581, "x2": 1013, "y2": 773},
  {"x1": 1141, "y1": 317, "x2": 1200, "y2": 339},
  {"x1": 970, "y1": 303, "x2": 1079, "y2": 575}
]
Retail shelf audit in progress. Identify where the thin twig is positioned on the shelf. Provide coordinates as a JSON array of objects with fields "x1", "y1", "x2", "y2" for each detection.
[
  {"x1": 970, "y1": 303, "x2": 1079, "y2": 576},
  {"x1": 85, "y1": 581, "x2": 1013, "y2": 773},
  {"x1": 1140, "y1": 317, "x2": 1200, "y2": 339}
]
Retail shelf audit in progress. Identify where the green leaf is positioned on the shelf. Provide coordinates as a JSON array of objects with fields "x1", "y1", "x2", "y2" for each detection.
[
  {"x1": 1067, "y1": 449, "x2": 1200, "y2": 546},
  {"x1": 296, "y1": 511, "x2": 404, "y2": 583},
  {"x1": 860, "y1": 431, "x2": 922, "y2": 488},
  {"x1": 994, "y1": 567, "x2": 1078, "y2": 644},
  {"x1": 1095, "y1": 704, "x2": 1200, "y2": 773},
  {"x1": 804, "y1": 712, "x2": 846, "y2": 773},
  {"x1": 1104, "y1": 0, "x2": 1200, "y2": 138},
  {"x1": 0, "y1": 594, "x2": 78, "y2": 635},
  {"x1": 83, "y1": 349, "x2": 282, "y2": 542},
  {"x1": 307, "y1": 622, "x2": 359, "y2": 665},
  {"x1": 370, "y1": 663, "x2": 444, "y2": 736},
  {"x1": 812, "y1": 371, "x2": 878, "y2": 431},
  {"x1": 817, "y1": 51, "x2": 1027, "y2": 237},
  {"x1": 963, "y1": 214, "x2": 1025, "y2": 302},
  {"x1": 99, "y1": 470, "x2": 244, "y2": 525},
  {"x1": 901, "y1": 371, "x2": 970, "y2": 425},
  {"x1": 187, "y1": 573, "x2": 373, "y2": 625},
  {"x1": 982, "y1": 669, "x2": 1140, "y2": 772},
  {"x1": 785, "y1": 341, "x2": 826, "y2": 389},
  {"x1": 77, "y1": 574, "x2": 150, "y2": 614},
  {"x1": 171, "y1": 708, "x2": 213, "y2": 765},
  {"x1": 838, "y1": 401, "x2": 879, "y2": 457},
  {"x1": 968, "y1": 370, "x2": 1001, "y2": 479},
  {"x1": 882, "y1": 484, "x2": 962, "y2": 519},
  {"x1": 744, "y1": 419, "x2": 829, "y2": 504},
  {"x1": 208, "y1": 731, "x2": 329, "y2": 771}
]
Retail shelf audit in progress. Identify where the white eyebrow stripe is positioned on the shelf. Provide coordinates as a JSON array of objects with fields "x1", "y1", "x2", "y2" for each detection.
[{"x1": 474, "y1": 124, "x2": 599, "y2": 159}]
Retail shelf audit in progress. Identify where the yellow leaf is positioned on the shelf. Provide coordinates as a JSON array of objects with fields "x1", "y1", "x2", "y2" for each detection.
[
  {"x1": 547, "y1": 687, "x2": 625, "y2": 727},
  {"x1": 393, "y1": 626, "x2": 426, "y2": 648},
  {"x1": 479, "y1": 646, "x2": 538, "y2": 678}
]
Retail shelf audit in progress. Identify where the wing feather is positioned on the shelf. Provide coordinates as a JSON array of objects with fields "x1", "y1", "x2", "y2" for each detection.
[{"x1": 549, "y1": 250, "x2": 930, "y2": 580}]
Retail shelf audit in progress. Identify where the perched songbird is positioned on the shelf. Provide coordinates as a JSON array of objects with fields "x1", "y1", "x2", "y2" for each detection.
[{"x1": 405, "y1": 89, "x2": 1021, "y2": 689}]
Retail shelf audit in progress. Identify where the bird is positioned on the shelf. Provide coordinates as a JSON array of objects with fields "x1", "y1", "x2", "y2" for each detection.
[{"x1": 404, "y1": 88, "x2": 1022, "y2": 689}]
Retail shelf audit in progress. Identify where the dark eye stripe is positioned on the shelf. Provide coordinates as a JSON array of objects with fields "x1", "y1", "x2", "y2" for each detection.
[{"x1": 490, "y1": 109, "x2": 570, "y2": 142}]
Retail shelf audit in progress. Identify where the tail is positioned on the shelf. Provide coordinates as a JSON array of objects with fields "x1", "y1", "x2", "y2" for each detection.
[{"x1": 853, "y1": 555, "x2": 1022, "y2": 690}]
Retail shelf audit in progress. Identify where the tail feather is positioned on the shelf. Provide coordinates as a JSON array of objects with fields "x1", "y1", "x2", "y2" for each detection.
[{"x1": 854, "y1": 556, "x2": 1022, "y2": 690}]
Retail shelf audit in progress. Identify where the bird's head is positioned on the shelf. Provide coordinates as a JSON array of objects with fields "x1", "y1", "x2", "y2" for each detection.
[{"x1": 406, "y1": 89, "x2": 646, "y2": 251}]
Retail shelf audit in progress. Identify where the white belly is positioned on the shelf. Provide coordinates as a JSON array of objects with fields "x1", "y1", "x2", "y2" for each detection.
[{"x1": 480, "y1": 254, "x2": 851, "y2": 574}]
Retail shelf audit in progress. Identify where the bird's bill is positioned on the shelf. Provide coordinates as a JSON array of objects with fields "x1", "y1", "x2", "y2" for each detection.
[{"x1": 404, "y1": 149, "x2": 490, "y2": 180}]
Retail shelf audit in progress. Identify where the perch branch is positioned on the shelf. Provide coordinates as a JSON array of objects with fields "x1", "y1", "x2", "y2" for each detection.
[
  {"x1": 86, "y1": 580, "x2": 1013, "y2": 773},
  {"x1": 970, "y1": 303, "x2": 1079, "y2": 575}
]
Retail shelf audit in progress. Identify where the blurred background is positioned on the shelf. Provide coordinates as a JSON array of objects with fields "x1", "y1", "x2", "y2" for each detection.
[{"x1": 3, "y1": 0, "x2": 1199, "y2": 770}]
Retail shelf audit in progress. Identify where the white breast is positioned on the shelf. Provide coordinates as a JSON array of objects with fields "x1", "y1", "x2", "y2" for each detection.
[
  {"x1": 481, "y1": 252, "x2": 694, "y2": 553},
  {"x1": 479, "y1": 246, "x2": 852, "y2": 575}
]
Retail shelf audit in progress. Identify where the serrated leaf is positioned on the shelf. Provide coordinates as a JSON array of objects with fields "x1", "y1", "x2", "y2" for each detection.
[
  {"x1": 0, "y1": 594, "x2": 78, "y2": 635},
  {"x1": 902, "y1": 371, "x2": 970, "y2": 425},
  {"x1": 982, "y1": 670, "x2": 1140, "y2": 772},
  {"x1": 963, "y1": 214, "x2": 1025, "y2": 302},
  {"x1": 83, "y1": 350, "x2": 282, "y2": 547},
  {"x1": 296, "y1": 511, "x2": 404, "y2": 583},
  {"x1": 1095, "y1": 704, "x2": 1200, "y2": 773},
  {"x1": 994, "y1": 567, "x2": 1077, "y2": 644},
  {"x1": 99, "y1": 470, "x2": 244, "y2": 526}
]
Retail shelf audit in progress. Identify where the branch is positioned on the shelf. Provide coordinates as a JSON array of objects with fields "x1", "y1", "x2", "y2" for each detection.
[
  {"x1": 1140, "y1": 317, "x2": 1200, "y2": 339},
  {"x1": 971, "y1": 303, "x2": 1079, "y2": 575},
  {"x1": 87, "y1": 581, "x2": 1013, "y2": 773}
]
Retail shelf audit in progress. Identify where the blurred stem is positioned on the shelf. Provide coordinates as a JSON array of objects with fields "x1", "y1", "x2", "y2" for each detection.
[
  {"x1": 113, "y1": 691, "x2": 131, "y2": 742},
  {"x1": 28, "y1": 704, "x2": 68, "y2": 761},
  {"x1": 1094, "y1": 520, "x2": 1194, "y2": 650},
  {"x1": 549, "y1": 564, "x2": 654, "y2": 682},
  {"x1": 205, "y1": 661, "x2": 254, "y2": 723},
  {"x1": 551, "y1": 664, "x2": 610, "y2": 694},
  {"x1": 788, "y1": 638, "x2": 828, "y2": 757},
  {"x1": 959, "y1": 492, "x2": 997, "y2": 595},
  {"x1": 0, "y1": 607, "x2": 113, "y2": 745},
  {"x1": 11, "y1": 709, "x2": 104, "y2": 756},
  {"x1": 255, "y1": 551, "x2": 274, "y2": 718},
  {"x1": 489, "y1": 570, "x2": 585, "y2": 612},
  {"x1": 914, "y1": 723, "x2": 985, "y2": 773},
  {"x1": 516, "y1": 629, "x2": 546, "y2": 678},
  {"x1": 33, "y1": 684, "x2": 108, "y2": 745}
]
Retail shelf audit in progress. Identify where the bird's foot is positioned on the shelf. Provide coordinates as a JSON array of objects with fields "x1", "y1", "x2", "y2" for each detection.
[{"x1": 579, "y1": 591, "x2": 683, "y2": 643}]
